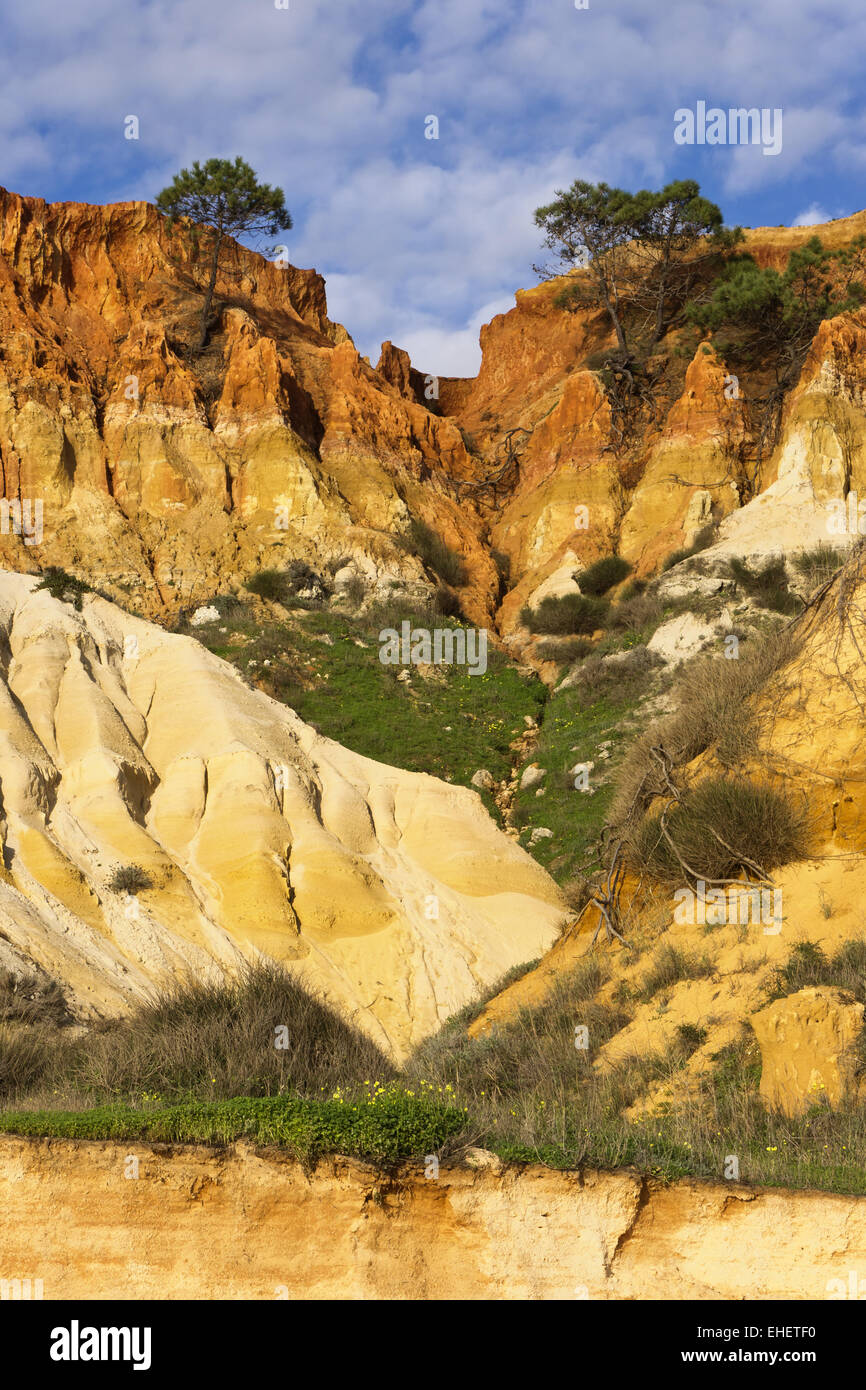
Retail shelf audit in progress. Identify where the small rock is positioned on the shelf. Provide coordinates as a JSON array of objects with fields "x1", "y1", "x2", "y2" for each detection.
[
  {"x1": 190, "y1": 605, "x2": 220, "y2": 627},
  {"x1": 464, "y1": 1146, "x2": 503, "y2": 1172},
  {"x1": 520, "y1": 764, "x2": 546, "y2": 791},
  {"x1": 529, "y1": 827, "x2": 553, "y2": 845},
  {"x1": 523, "y1": 715, "x2": 537, "y2": 728},
  {"x1": 471, "y1": 769, "x2": 496, "y2": 791}
]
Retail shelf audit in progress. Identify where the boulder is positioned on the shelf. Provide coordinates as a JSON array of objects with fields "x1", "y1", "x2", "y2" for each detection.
[{"x1": 751, "y1": 987, "x2": 865, "y2": 1117}]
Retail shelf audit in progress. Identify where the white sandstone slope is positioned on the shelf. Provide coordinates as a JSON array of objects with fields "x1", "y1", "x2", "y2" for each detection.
[{"x1": 0, "y1": 573, "x2": 565, "y2": 1057}]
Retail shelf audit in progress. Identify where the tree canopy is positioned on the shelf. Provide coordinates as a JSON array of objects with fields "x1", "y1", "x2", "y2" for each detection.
[
  {"x1": 156, "y1": 157, "x2": 292, "y2": 350},
  {"x1": 687, "y1": 235, "x2": 866, "y2": 373},
  {"x1": 534, "y1": 178, "x2": 739, "y2": 354}
]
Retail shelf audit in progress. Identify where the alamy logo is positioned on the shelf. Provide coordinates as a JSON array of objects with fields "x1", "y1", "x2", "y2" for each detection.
[
  {"x1": 50, "y1": 1320, "x2": 152, "y2": 1371},
  {"x1": 674, "y1": 102, "x2": 783, "y2": 157},
  {"x1": 378, "y1": 621, "x2": 487, "y2": 676},
  {"x1": 826, "y1": 1271, "x2": 866, "y2": 1299},
  {"x1": 827, "y1": 492, "x2": 866, "y2": 535},
  {"x1": 674, "y1": 879, "x2": 782, "y2": 932},
  {"x1": 0, "y1": 498, "x2": 43, "y2": 546},
  {"x1": 1, "y1": 1277, "x2": 43, "y2": 1299}
]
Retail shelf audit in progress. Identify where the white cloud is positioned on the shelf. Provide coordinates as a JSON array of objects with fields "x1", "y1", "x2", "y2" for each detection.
[
  {"x1": 2, "y1": 0, "x2": 865, "y2": 373},
  {"x1": 791, "y1": 204, "x2": 832, "y2": 227}
]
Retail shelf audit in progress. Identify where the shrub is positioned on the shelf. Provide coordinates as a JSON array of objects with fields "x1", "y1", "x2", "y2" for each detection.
[
  {"x1": 661, "y1": 525, "x2": 717, "y2": 572},
  {"x1": 107, "y1": 865, "x2": 153, "y2": 894},
  {"x1": 245, "y1": 564, "x2": 328, "y2": 606},
  {"x1": 432, "y1": 586, "x2": 465, "y2": 619},
  {"x1": 626, "y1": 776, "x2": 807, "y2": 884},
  {"x1": 578, "y1": 555, "x2": 632, "y2": 596},
  {"x1": 792, "y1": 543, "x2": 845, "y2": 595},
  {"x1": 608, "y1": 591, "x2": 664, "y2": 634},
  {"x1": 400, "y1": 519, "x2": 467, "y2": 587},
  {"x1": 34, "y1": 567, "x2": 90, "y2": 610},
  {"x1": 563, "y1": 646, "x2": 662, "y2": 702},
  {"x1": 245, "y1": 568, "x2": 290, "y2": 603},
  {"x1": 521, "y1": 593, "x2": 609, "y2": 635},
  {"x1": 535, "y1": 637, "x2": 594, "y2": 664},
  {"x1": 0, "y1": 970, "x2": 70, "y2": 1028},
  {"x1": 639, "y1": 945, "x2": 714, "y2": 1000},
  {"x1": 491, "y1": 549, "x2": 511, "y2": 590},
  {"x1": 609, "y1": 627, "x2": 799, "y2": 828},
  {"x1": 619, "y1": 578, "x2": 647, "y2": 601},
  {"x1": 0, "y1": 1025, "x2": 58, "y2": 1100},
  {"x1": 341, "y1": 575, "x2": 367, "y2": 608},
  {"x1": 729, "y1": 557, "x2": 799, "y2": 614},
  {"x1": 66, "y1": 959, "x2": 395, "y2": 1103}
]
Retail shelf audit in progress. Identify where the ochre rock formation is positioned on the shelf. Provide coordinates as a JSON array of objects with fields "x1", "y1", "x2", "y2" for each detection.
[
  {"x1": 3, "y1": 186, "x2": 866, "y2": 637},
  {"x1": 751, "y1": 987, "x2": 865, "y2": 1117},
  {"x1": 2, "y1": 1135, "x2": 866, "y2": 1298}
]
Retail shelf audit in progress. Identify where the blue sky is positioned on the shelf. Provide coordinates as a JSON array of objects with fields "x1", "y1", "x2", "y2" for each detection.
[{"x1": 2, "y1": 0, "x2": 865, "y2": 374}]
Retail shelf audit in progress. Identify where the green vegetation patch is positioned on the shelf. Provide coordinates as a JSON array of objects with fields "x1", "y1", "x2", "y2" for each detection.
[
  {"x1": 0, "y1": 1087, "x2": 467, "y2": 1163},
  {"x1": 197, "y1": 606, "x2": 546, "y2": 789}
]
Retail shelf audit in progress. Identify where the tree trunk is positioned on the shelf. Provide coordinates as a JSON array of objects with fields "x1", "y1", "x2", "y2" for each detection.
[
  {"x1": 197, "y1": 231, "x2": 223, "y2": 352},
  {"x1": 653, "y1": 274, "x2": 667, "y2": 342},
  {"x1": 603, "y1": 291, "x2": 628, "y2": 354}
]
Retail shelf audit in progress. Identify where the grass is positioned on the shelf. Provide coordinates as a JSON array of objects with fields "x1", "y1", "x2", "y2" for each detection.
[
  {"x1": 638, "y1": 943, "x2": 714, "y2": 1001},
  {"x1": 195, "y1": 603, "x2": 547, "y2": 792},
  {"x1": 792, "y1": 542, "x2": 846, "y2": 595},
  {"x1": 6, "y1": 954, "x2": 866, "y2": 1192},
  {"x1": 0, "y1": 969, "x2": 71, "y2": 1027},
  {"x1": 507, "y1": 686, "x2": 645, "y2": 883},
  {"x1": 0, "y1": 961, "x2": 395, "y2": 1107},
  {"x1": 766, "y1": 938, "x2": 866, "y2": 1005}
]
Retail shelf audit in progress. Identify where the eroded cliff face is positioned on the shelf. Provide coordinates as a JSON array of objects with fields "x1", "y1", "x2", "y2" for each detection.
[
  {"x1": 1, "y1": 1133, "x2": 863, "y2": 1299},
  {"x1": 0, "y1": 187, "x2": 498, "y2": 624},
  {"x1": 0, "y1": 571, "x2": 564, "y2": 1056},
  {"x1": 4, "y1": 188, "x2": 866, "y2": 638}
]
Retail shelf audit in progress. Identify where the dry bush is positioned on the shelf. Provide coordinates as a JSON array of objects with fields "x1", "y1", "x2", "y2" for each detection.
[
  {"x1": 0, "y1": 969, "x2": 71, "y2": 1027},
  {"x1": 66, "y1": 960, "x2": 395, "y2": 1103},
  {"x1": 609, "y1": 627, "x2": 799, "y2": 832},
  {"x1": 0, "y1": 1025, "x2": 60, "y2": 1100},
  {"x1": 627, "y1": 776, "x2": 808, "y2": 884}
]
